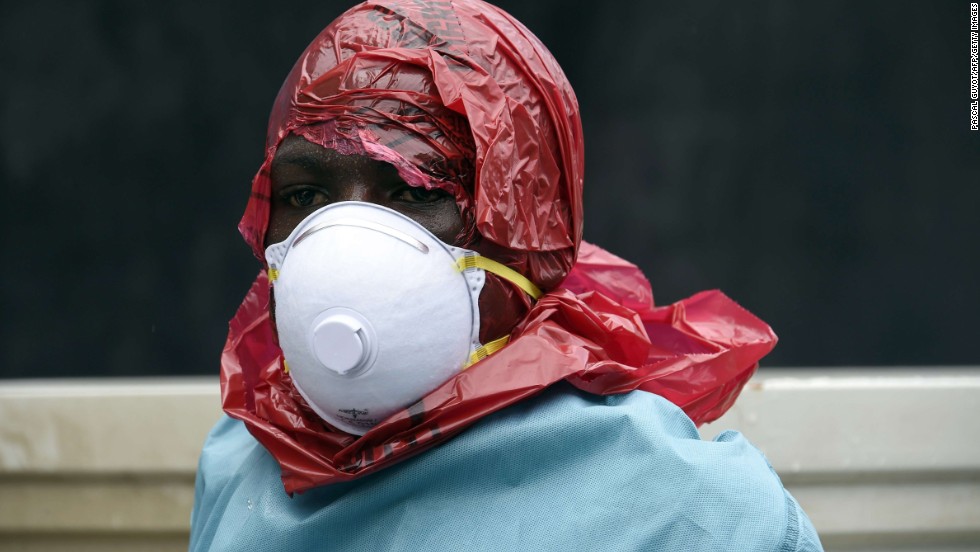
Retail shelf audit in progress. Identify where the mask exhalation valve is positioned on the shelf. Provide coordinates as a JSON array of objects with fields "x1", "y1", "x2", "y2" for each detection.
[{"x1": 309, "y1": 308, "x2": 376, "y2": 377}]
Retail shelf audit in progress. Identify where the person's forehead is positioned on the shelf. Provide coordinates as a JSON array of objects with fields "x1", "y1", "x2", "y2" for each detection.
[
  {"x1": 272, "y1": 135, "x2": 397, "y2": 176},
  {"x1": 273, "y1": 135, "x2": 332, "y2": 164}
]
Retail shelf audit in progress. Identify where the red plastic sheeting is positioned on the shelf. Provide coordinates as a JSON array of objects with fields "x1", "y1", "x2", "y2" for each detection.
[{"x1": 221, "y1": 0, "x2": 777, "y2": 494}]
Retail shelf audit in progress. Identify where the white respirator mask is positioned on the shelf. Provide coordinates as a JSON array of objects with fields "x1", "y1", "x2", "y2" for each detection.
[{"x1": 265, "y1": 201, "x2": 540, "y2": 435}]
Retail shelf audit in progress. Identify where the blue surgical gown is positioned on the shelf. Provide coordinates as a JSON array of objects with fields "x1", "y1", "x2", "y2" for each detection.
[{"x1": 190, "y1": 383, "x2": 823, "y2": 551}]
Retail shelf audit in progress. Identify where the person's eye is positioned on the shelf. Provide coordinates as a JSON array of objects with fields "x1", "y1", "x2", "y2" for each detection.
[
  {"x1": 283, "y1": 188, "x2": 328, "y2": 208},
  {"x1": 394, "y1": 186, "x2": 451, "y2": 204}
]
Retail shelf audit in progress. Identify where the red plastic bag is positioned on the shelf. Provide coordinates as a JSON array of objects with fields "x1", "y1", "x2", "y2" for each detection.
[{"x1": 220, "y1": 0, "x2": 777, "y2": 494}]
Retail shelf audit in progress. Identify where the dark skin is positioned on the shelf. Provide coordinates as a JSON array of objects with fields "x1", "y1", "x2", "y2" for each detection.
[
  {"x1": 266, "y1": 134, "x2": 463, "y2": 247},
  {"x1": 265, "y1": 134, "x2": 526, "y2": 344}
]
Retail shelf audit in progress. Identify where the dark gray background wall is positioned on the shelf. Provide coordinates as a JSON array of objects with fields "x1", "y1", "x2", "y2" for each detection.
[{"x1": 2, "y1": 1, "x2": 977, "y2": 378}]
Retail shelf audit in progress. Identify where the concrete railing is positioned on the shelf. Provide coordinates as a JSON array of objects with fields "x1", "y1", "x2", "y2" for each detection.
[{"x1": 1, "y1": 369, "x2": 978, "y2": 551}]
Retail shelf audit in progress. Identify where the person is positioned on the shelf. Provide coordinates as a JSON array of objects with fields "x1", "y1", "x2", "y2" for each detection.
[{"x1": 189, "y1": 0, "x2": 823, "y2": 549}]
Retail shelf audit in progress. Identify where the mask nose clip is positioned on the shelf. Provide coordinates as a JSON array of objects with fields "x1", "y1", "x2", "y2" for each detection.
[{"x1": 309, "y1": 308, "x2": 377, "y2": 377}]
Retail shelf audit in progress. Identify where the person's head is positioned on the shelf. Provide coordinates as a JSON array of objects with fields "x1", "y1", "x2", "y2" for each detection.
[
  {"x1": 243, "y1": 1, "x2": 585, "y2": 430},
  {"x1": 242, "y1": 0, "x2": 584, "y2": 339}
]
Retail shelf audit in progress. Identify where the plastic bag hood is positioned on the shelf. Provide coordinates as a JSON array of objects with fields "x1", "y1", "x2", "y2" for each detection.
[
  {"x1": 239, "y1": 0, "x2": 583, "y2": 289},
  {"x1": 221, "y1": 0, "x2": 778, "y2": 494}
]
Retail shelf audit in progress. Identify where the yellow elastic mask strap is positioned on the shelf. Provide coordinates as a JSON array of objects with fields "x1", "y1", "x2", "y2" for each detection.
[
  {"x1": 463, "y1": 335, "x2": 511, "y2": 370},
  {"x1": 455, "y1": 255, "x2": 543, "y2": 301},
  {"x1": 268, "y1": 266, "x2": 280, "y2": 282}
]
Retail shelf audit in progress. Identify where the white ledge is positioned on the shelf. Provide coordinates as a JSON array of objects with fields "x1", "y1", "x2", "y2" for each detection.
[{"x1": 1, "y1": 368, "x2": 978, "y2": 550}]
